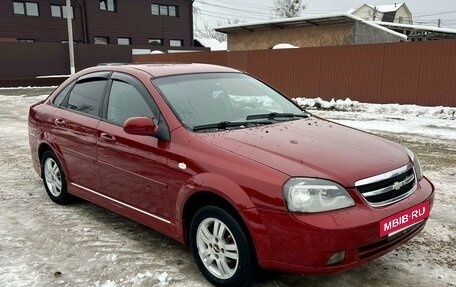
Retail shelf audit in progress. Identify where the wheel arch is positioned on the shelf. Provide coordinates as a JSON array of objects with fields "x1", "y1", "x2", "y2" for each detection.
[
  {"x1": 37, "y1": 140, "x2": 68, "y2": 179},
  {"x1": 182, "y1": 191, "x2": 259, "y2": 260}
]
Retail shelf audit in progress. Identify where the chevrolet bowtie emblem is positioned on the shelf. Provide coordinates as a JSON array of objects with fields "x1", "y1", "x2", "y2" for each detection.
[{"x1": 393, "y1": 181, "x2": 404, "y2": 190}]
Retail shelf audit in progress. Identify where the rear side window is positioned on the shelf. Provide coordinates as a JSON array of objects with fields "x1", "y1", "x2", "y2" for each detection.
[
  {"x1": 53, "y1": 84, "x2": 72, "y2": 106},
  {"x1": 107, "y1": 80, "x2": 156, "y2": 126},
  {"x1": 67, "y1": 79, "x2": 107, "y2": 117}
]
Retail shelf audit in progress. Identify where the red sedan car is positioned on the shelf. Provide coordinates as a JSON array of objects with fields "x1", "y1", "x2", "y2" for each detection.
[{"x1": 28, "y1": 64, "x2": 434, "y2": 287}]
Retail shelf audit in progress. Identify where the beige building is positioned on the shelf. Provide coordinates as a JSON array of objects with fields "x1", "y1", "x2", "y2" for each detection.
[
  {"x1": 351, "y1": 3, "x2": 413, "y2": 24},
  {"x1": 215, "y1": 14, "x2": 406, "y2": 51}
]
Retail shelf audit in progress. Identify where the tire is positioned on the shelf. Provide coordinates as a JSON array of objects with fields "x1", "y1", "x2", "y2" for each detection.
[
  {"x1": 189, "y1": 206, "x2": 256, "y2": 287},
  {"x1": 41, "y1": 150, "x2": 71, "y2": 205}
]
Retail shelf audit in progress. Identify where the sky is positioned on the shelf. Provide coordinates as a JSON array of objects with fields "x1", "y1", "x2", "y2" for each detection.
[{"x1": 194, "y1": 0, "x2": 456, "y2": 30}]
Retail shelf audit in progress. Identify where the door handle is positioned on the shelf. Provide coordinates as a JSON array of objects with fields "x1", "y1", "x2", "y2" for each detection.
[
  {"x1": 99, "y1": 132, "x2": 116, "y2": 143},
  {"x1": 54, "y1": 118, "x2": 65, "y2": 127}
]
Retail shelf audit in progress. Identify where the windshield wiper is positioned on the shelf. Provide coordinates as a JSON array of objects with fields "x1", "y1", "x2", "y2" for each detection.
[
  {"x1": 193, "y1": 120, "x2": 272, "y2": 132},
  {"x1": 246, "y1": 112, "x2": 309, "y2": 121}
]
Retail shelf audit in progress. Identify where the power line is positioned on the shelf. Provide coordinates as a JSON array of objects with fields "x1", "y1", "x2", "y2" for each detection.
[
  {"x1": 198, "y1": 10, "x2": 268, "y2": 21},
  {"x1": 194, "y1": 1, "x2": 273, "y2": 17}
]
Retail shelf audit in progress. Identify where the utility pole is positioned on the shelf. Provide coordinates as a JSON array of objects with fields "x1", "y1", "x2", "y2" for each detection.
[
  {"x1": 66, "y1": 0, "x2": 75, "y2": 75},
  {"x1": 438, "y1": 19, "x2": 441, "y2": 27}
]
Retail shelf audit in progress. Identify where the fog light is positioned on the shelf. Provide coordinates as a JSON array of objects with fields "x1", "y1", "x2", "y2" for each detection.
[{"x1": 327, "y1": 251, "x2": 346, "y2": 265}]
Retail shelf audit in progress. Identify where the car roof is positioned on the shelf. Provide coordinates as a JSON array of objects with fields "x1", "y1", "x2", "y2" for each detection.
[{"x1": 97, "y1": 63, "x2": 242, "y2": 78}]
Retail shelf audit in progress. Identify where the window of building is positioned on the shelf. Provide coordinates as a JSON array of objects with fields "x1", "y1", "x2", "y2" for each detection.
[
  {"x1": 13, "y1": 2, "x2": 39, "y2": 16},
  {"x1": 51, "y1": 5, "x2": 73, "y2": 19},
  {"x1": 13, "y1": 2, "x2": 25, "y2": 14},
  {"x1": 67, "y1": 79, "x2": 108, "y2": 117},
  {"x1": 26, "y1": 2, "x2": 39, "y2": 16},
  {"x1": 170, "y1": 39, "x2": 183, "y2": 47},
  {"x1": 151, "y1": 4, "x2": 178, "y2": 17},
  {"x1": 51, "y1": 5, "x2": 61, "y2": 17},
  {"x1": 117, "y1": 37, "x2": 131, "y2": 45},
  {"x1": 94, "y1": 36, "x2": 109, "y2": 45},
  {"x1": 151, "y1": 4, "x2": 159, "y2": 15},
  {"x1": 168, "y1": 6, "x2": 177, "y2": 17},
  {"x1": 399, "y1": 16, "x2": 403, "y2": 23},
  {"x1": 100, "y1": 0, "x2": 116, "y2": 12},
  {"x1": 159, "y1": 5, "x2": 167, "y2": 15},
  {"x1": 148, "y1": 38, "x2": 163, "y2": 46},
  {"x1": 17, "y1": 38, "x2": 35, "y2": 43}
]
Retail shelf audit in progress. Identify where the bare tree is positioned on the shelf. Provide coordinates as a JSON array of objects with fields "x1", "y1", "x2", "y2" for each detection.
[
  {"x1": 273, "y1": 0, "x2": 305, "y2": 18},
  {"x1": 193, "y1": 0, "x2": 240, "y2": 42}
]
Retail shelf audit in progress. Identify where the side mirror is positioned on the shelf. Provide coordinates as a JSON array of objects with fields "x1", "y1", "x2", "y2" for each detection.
[{"x1": 123, "y1": 117, "x2": 158, "y2": 136}]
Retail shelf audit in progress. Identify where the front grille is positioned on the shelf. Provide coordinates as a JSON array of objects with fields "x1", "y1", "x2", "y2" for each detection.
[{"x1": 355, "y1": 163, "x2": 417, "y2": 207}]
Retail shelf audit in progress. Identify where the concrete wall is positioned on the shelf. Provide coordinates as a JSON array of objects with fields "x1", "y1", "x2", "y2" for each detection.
[
  {"x1": 354, "y1": 22, "x2": 404, "y2": 45},
  {"x1": 227, "y1": 24, "x2": 354, "y2": 51}
]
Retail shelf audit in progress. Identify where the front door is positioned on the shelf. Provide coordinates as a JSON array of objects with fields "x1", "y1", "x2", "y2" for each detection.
[{"x1": 96, "y1": 72, "x2": 171, "y2": 218}]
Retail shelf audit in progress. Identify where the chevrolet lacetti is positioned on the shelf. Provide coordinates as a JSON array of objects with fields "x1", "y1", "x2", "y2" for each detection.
[{"x1": 28, "y1": 64, "x2": 434, "y2": 286}]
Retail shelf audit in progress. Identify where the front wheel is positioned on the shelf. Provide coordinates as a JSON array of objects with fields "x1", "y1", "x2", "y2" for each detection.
[{"x1": 189, "y1": 206, "x2": 256, "y2": 287}]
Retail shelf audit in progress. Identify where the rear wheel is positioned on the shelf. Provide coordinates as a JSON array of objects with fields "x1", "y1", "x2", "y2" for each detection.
[
  {"x1": 189, "y1": 206, "x2": 256, "y2": 287},
  {"x1": 41, "y1": 150, "x2": 70, "y2": 205}
]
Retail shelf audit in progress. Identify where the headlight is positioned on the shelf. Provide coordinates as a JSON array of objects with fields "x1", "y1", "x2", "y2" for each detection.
[
  {"x1": 283, "y1": 178, "x2": 355, "y2": 213},
  {"x1": 405, "y1": 147, "x2": 423, "y2": 180}
]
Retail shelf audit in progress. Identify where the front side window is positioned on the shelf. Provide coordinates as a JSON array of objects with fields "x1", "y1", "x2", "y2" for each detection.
[
  {"x1": 117, "y1": 37, "x2": 131, "y2": 45},
  {"x1": 67, "y1": 79, "x2": 107, "y2": 117},
  {"x1": 153, "y1": 73, "x2": 304, "y2": 130},
  {"x1": 100, "y1": 0, "x2": 116, "y2": 12},
  {"x1": 107, "y1": 80, "x2": 156, "y2": 126},
  {"x1": 13, "y1": 2, "x2": 39, "y2": 16}
]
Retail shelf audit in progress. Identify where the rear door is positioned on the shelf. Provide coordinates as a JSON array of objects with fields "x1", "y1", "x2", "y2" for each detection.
[
  {"x1": 96, "y1": 72, "x2": 171, "y2": 218},
  {"x1": 52, "y1": 72, "x2": 109, "y2": 191}
]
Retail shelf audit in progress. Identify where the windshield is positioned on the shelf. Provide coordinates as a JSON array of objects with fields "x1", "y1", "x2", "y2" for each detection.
[{"x1": 153, "y1": 72, "x2": 306, "y2": 130}]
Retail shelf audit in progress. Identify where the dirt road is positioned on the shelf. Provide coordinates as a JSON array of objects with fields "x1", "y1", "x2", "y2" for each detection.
[{"x1": 0, "y1": 88, "x2": 454, "y2": 287}]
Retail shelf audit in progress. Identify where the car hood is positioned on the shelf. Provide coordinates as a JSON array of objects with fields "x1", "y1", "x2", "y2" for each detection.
[{"x1": 195, "y1": 117, "x2": 409, "y2": 187}]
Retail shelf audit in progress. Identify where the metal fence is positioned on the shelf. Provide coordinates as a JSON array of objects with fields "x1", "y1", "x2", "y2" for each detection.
[{"x1": 134, "y1": 40, "x2": 456, "y2": 107}]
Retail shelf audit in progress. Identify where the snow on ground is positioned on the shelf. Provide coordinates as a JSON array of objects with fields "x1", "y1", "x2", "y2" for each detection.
[
  {"x1": 294, "y1": 97, "x2": 456, "y2": 141},
  {"x1": 0, "y1": 86, "x2": 57, "y2": 90},
  {"x1": 0, "y1": 89, "x2": 455, "y2": 287}
]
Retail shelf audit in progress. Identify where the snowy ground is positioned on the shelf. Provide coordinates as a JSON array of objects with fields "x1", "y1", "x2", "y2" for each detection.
[{"x1": 0, "y1": 89, "x2": 455, "y2": 287}]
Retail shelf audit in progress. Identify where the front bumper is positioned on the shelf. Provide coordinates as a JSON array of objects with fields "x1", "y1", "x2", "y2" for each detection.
[{"x1": 253, "y1": 176, "x2": 434, "y2": 274}]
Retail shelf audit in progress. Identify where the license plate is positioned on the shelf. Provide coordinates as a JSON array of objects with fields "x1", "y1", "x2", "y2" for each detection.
[{"x1": 380, "y1": 201, "x2": 430, "y2": 237}]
